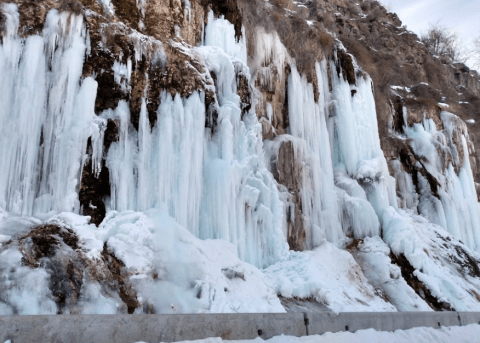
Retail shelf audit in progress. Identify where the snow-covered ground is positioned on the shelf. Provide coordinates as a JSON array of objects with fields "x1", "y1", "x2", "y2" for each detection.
[{"x1": 135, "y1": 325, "x2": 480, "y2": 343}]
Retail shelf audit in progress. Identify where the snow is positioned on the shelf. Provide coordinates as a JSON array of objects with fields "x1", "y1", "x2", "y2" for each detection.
[
  {"x1": 382, "y1": 208, "x2": 480, "y2": 311},
  {"x1": 53, "y1": 209, "x2": 286, "y2": 314},
  {"x1": 352, "y1": 236, "x2": 431, "y2": 311},
  {"x1": 142, "y1": 325, "x2": 480, "y2": 343},
  {"x1": 0, "y1": 248, "x2": 58, "y2": 315},
  {"x1": 264, "y1": 240, "x2": 397, "y2": 313}
]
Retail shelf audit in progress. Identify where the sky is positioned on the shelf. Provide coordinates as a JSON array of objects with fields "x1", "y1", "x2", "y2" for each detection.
[{"x1": 380, "y1": 0, "x2": 480, "y2": 68}]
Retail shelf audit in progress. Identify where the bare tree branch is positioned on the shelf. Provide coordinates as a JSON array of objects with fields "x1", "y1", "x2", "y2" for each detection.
[{"x1": 421, "y1": 24, "x2": 469, "y2": 64}]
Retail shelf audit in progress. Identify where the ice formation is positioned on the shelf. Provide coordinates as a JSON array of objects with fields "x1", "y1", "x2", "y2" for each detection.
[
  {"x1": 104, "y1": 14, "x2": 288, "y2": 268},
  {"x1": 1, "y1": 2, "x2": 480, "y2": 315},
  {"x1": 286, "y1": 62, "x2": 343, "y2": 247},
  {"x1": 0, "y1": 5, "x2": 94, "y2": 218}
]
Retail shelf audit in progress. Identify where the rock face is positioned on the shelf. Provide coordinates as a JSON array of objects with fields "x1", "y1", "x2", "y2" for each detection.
[
  {"x1": 1, "y1": 0, "x2": 480, "y2": 314},
  {"x1": 270, "y1": 140, "x2": 305, "y2": 251},
  {"x1": 14, "y1": 223, "x2": 137, "y2": 314}
]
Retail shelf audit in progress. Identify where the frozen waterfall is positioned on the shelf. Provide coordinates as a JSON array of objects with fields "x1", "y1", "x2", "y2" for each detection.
[
  {"x1": 0, "y1": 5, "x2": 95, "y2": 218},
  {"x1": 0, "y1": 2, "x2": 480, "y2": 282}
]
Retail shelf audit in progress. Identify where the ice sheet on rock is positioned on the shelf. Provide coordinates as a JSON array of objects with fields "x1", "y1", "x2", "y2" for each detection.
[
  {"x1": 96, "y1": 0, "x2": 115, "y2": 15},
  {"x1": 182, "y1": 0, "x2": 191, "y2": 23},
  {"x1": 286, "y1": 62, "x2": 343, "y2": 247},
  {"x1": 352, "y1": 236, "x2": 431, "y2": 311},
  {"x1": 335, "y1": 166, "x2": 380, "y2": 239},
  {"x1": 330, "y1": 64, "x2": 381, "y2": 175},
  {"x1": 327, "y1": 59, "x2": 396, "y2": 239},
  {"x1": 390, "y1": 159, "x2": 419, "y2": 210},
  {"x1": 89, "y1": 117, "x2": 107, "y2": 178},
  {"x1": 0, "y1": 6, "x2": 96, "y2": 218},
  {"x1": 112, "y1": 59, "x2": 132, "y2": 92},
  {"x1": 264, "y1": 241, "x2": 397, "y2": 313},
  {"x1": 382, "y1": 207, "x2": 480, "y2": 311},
  {"x1": 251, "y1": 27, "x2": 290, "y2": 93},
  {"x1": 107, "y1": 92, "x2": 205, "y2": 233},
  {"x1": 400, "y1": 108, "x2": 480, "y2": 251},
  {"x1": 402, "y1": 120, "x2": 443, "y2": 180},
  {"x1": 197, "y1": 41, "x2": 288, "y2": 268}
]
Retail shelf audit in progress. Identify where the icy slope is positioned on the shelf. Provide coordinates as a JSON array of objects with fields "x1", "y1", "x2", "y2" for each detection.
[{"x1": 0, "y1": 209, "x2": 394, "y2": 314}]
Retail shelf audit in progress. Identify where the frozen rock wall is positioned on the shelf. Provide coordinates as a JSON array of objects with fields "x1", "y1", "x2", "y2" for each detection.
[{"x1": 0, "y1": 0, "x2": 480, "y2": 314}]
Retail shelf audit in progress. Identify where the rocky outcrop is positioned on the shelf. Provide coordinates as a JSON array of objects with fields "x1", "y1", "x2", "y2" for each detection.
[
  {"x1": 269, "y1": 139, "x2": 305, "y2": 251},
  {"x1": 13, "y1": 223, "x2": 138, "y2": 314}
]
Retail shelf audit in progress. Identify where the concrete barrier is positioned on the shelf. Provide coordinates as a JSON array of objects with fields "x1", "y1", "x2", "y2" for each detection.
[
  {"x1": 305, "y1": 312, "x2": 462, "y2": 335},
  {"x1": 458, "y1": 312, "x2": 480, "y2": 326},
  {"x1": 0, "y1": 313, "x2": 306, "y2": 343},
  {"x1": 0, "y1": 312, "x2": 479, "y2": 343}
]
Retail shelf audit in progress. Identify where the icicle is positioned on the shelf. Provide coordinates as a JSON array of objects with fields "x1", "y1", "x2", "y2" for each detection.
[
  {"x1": 182, "y1": 0, "x2": 191, "y2": 23},
  {"x1": 329, "y1": 60, "x2": 397, "y2": 223},
  {"x1": 401, "y1": 109, "x2": 480, "y2": 251},
  {"x1": 204, "y1": 10, "x2": 247, "y2": 64},
  {"x1": 90, "y1": 118, "x2": 107, "y2": 178},
  {"x1": 0, "y1": 7, "x2": 96, "y2": 217},
  {"x1": 112, "y1": 59, "x2": 132, "y2": 92},
  {"x1": 286, "y1": 61, "x2": 343, "y2": 247}
]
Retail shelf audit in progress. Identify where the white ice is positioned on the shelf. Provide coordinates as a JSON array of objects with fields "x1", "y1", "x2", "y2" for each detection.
[
  {"x1": 263, "y1": 240, "x2": 397, "y2": 313},
  {"x1": 0, "y1": 5, "x2": 96, "y2": 218}
]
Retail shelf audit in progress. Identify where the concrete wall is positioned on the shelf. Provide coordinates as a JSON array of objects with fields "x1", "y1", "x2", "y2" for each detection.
[
  {"x1": 1, "y1": 312, "x2": 480, "y2": 343},
  {"x1": 0, "y1": 313, "x2": 306, "y2": 343},
  {"x1": 305, "y1": 312, "x2": 475, "y2": 335}
]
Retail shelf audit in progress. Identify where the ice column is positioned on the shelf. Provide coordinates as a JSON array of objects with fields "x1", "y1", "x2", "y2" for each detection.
[
  {"x1": 0, "y1": 6, "x2": 96, "y2": 216},
  {"x1": 199, "y1": 15, "x2": 288, "y2": 268},
  {"x1": 106, "y1": 91, "x2": 205, "y2": 233},
  {"x1": 286, "y1": 62, "x2": 343, "y2": 247},
  {"x1": 329, "y1": 60, "x2": 397, "y2": 226}
]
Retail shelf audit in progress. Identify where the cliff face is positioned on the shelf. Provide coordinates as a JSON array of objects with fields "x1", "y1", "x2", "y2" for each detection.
[{"x1": 0, "y1": 0, "x2": 480, "y2": 315}]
